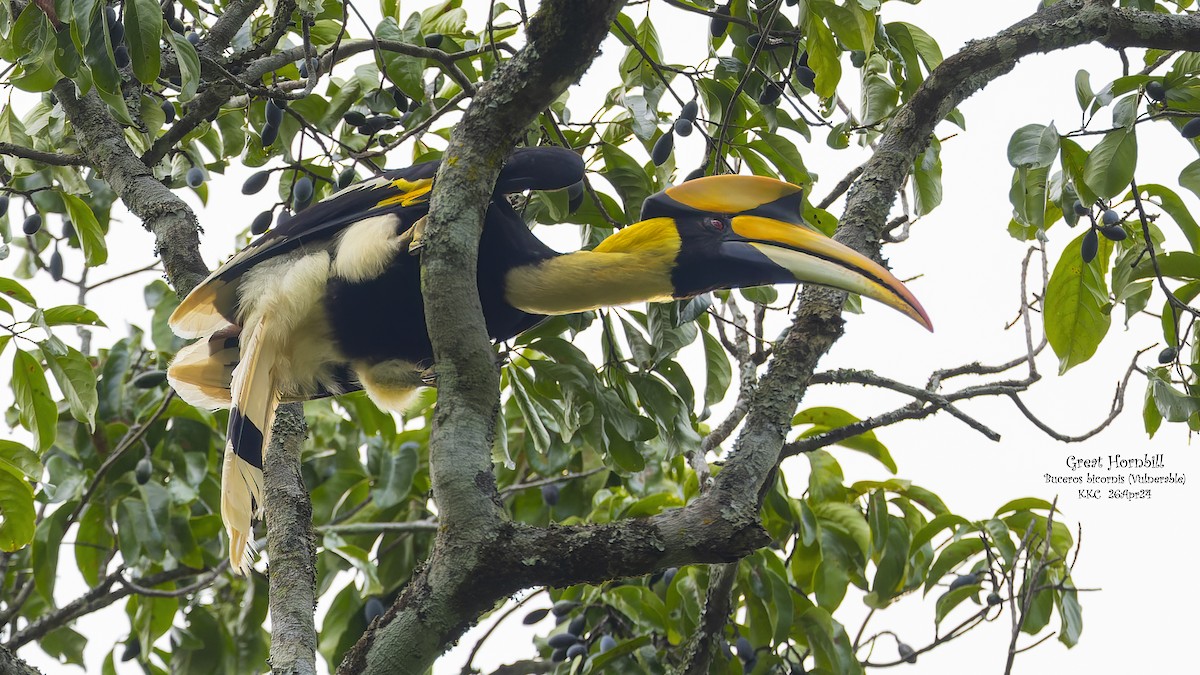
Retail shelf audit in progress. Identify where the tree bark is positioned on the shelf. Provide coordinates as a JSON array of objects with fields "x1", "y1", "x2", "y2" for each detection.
[
  {"x1": 338, "y1": 2, "x2": 1200, "y2": 672},
  {"x1": 266, "y1": 404, "x2": 318, "y2": 675},
  {"x1": 338, "y1": 1, "x2": 629, "y2": 673}
]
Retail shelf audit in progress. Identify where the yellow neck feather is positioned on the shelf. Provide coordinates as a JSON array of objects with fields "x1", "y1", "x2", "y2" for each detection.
[{"x1": 505, "y1": 218, "x2": 681, "y2": 315}]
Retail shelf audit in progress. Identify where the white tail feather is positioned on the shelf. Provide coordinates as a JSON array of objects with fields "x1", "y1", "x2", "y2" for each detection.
[
  {"x1": 221, "y1": 453, "x2": 264, "y2": 575},
  {"x1": 222, "y1": 317, "x2": 279, "y2": 575},
  {"x1": 167, "y1": 327, "x2": 239, "y2": 409}
]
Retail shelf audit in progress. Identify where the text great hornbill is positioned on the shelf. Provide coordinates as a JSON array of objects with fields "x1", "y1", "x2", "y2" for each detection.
[{"x1": 167, "y1": 146, "x2": 931, "y2": 573}]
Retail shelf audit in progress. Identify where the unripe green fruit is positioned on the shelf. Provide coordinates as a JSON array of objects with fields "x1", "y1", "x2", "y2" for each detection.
[
  {"x1": 48, "y1": 250, "x2": 63, "y2": 281},
  {"x1": 1182, "y1": 117, "x2": 1200, "y2": 139},
  {"x1": 132, "y1": 370, "x2": 168, "y2": 388},
  {"x1": 250, "y1": 210, "x2": 273, "y2": 236},
  {"x1": 522, "y1": 607, "x2": 549, "y2": 625},
  {"x1": 22, "y1": 213, "x2": 42, "y2": 235},
  {"x1": 1100, "y1": 225, "x2": 1126, "y2": 241},
  {"x1": 135, "y1": 457, "x2": 152, "y2": 485},
  {"x1": 242, "y1": 171, "x2": 270, "y2": 195},
  {"x1": 796, "y1": 66, "x2": 817, "y2": 91},
  {"x1": 710, "y1": 4, "x2": 731, "y2": 37},
  {"x1": 651, "y1": 130, "x2": 674, "y2": 166},
  {"x1": 260, "y1": 122, "x2": 279, "y2": 147},
  {"x1": 1081, "y1": 228, "x2": 1099, "y2": 263},
  {"x1": 680, "y1": 99, "x2": 698, "y2": 121}
]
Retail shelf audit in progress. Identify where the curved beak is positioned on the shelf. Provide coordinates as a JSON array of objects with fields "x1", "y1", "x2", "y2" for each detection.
[{"x1": 730, "y1": 215, "x2": 933, "y2": 331}]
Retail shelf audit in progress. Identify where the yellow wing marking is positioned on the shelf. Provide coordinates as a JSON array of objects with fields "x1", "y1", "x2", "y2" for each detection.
[{"x1": 374, "y1": 178, "x2": 434, "y2": 209}]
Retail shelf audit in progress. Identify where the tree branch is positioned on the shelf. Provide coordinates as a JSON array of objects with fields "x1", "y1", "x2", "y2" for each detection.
[
  {"x1": 0, "y1": 143, "x2": 88, "y2": 167},
  {"x1": 54, "y1": 84, "x2": 209, "y2": 295},
  {"x1": 0, "y1": 644, "x2": 42, "y2": 675},
  {"x1": 265, "y1": 403, "x2": 317, "y2": 675},
  {"x1": 676, "y1": 562, "x2": 738, "y2": 675},
  {"x1": 5, "y1": 566, "x2": 204, "y2": 649}
]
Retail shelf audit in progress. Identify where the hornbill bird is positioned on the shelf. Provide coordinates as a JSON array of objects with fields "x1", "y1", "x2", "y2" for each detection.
[{"x1": 168, "y1": 146, "x2": 931, "y2": 573}]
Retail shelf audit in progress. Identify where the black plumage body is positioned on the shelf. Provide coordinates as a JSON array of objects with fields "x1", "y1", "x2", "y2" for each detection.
[{"x1": 325, "y1": 199, "x2": 557, "y2": 366}]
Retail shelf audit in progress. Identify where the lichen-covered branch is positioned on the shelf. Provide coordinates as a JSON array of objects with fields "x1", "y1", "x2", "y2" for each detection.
[
  {"x1": 337, "y1": 2, "x2": 1200, "y2": 672},
  {"x1": 265, "y1": 404, "x2": 318, "y2": 675},
  {"x1": 52, "y1": 84, "x2": 209, "y2": 297},
  {"x1": 0, "y1": 143, "x2": 88, "y2": 167},
  {"x1": 0, "y1": 644, "x2": 42, "y2": 675},
  {"x1": 337, "y1": 3, "x2": 629, "y2": 672}
]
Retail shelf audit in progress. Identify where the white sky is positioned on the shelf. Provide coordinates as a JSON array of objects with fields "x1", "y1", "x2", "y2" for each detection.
[{"x1": 7, "y1": 1, "x2": 1198, "y2": 673}]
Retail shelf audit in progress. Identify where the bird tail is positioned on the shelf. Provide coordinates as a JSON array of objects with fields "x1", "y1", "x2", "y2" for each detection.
[
  {"x1": 221, "y1": 315, "x2": 279, "y2": 575},
  {"x1": 167, "y1": 325, "x2": 240, "y2": 409}
]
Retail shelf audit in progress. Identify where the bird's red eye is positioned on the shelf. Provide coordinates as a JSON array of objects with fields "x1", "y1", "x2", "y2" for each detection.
[{"x1": 710, "y1": 218, "x2": 725, "y2": 230}]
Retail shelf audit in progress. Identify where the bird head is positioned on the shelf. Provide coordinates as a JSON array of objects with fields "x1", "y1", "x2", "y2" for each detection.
[{"x1": 602, "y1": 174, "x2": 932, "y2": 330}]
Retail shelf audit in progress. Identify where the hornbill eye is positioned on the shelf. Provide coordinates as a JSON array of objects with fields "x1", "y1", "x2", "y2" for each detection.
[{"x1": 709, "y1": 217, "x2": 725, "y2": 230}]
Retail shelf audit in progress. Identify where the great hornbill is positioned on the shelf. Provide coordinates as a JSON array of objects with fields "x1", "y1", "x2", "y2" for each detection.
[{"x1": 168, "y1": 146, "x2": 931, "y2": 573}]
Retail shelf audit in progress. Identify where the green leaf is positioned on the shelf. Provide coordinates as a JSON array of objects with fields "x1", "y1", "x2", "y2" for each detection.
[
  {"x1": 912, "y1": 138, "x2": 942, "y2": 216},
  {"x1": 377, "y1": 16, "x2": 425, "y2": 100},
  {"x1": 39, "y1": 626, "x2": 86, "y2": 666},
  {"x1": 33, "y1": 503, "x2": 72, "y2": 601},
  {"x1": 1143, "y1": 377, "x2": 1163, "y2": 438},
  {"x1": 75, "y1": 503, "x2": 113, "y2": 586},
  {"x1": 871, "y1": 517, "x2": 910, "y2": 604},
  {"x1": 1147, "y1": 368, "x2": 1200, "y2": 422},
  {"x1": 1044, "y1": 229, "x2": 1113, "y2": 374},
  {"x1": 1007, "y1": 123, "x2": 1059, "y2": 169},
  {"x1": 600, "y1": 142, "x2": 652, "y2": 219},
  {"x1": 124, "y1": 0, "x2": 162, "y2": 84},
  {"x1": 909, "y1": 513, "x2": 971, "y2": 554},
  {"x1": 1180, "y1": 158, "x2": 1200, "y2": 203},
  {"x1": 924, "y1": 537, "x2": 984, "y2": 595},
  {"x1": 1058, "y1": 587, "x2": 1083, "y2": 647},
  {"x1": 79, "y1": 2, "x2": 120, "y2": 95},
  {"x1": 0, "y1": 440, "x2": 41, "y2": 480},
  {"x1": 0, "y1": 277, "x2": 37, "y2": 306},
  {"x1": 1059, "y1": 137, "x2": 1095, "y2": 206},
  {"x1": 371, "y1": 441, "x2": 417, "y2": 509},
  {"x1": 62, "y1": 192, "x2": 107, "y2": 266},
  {"x1": 622, "y1": 491, "x2": 682, "y2": 518},
  {"x1": 1131, "y1": 184, "x2": 1200, "y2": 254},
  {"x1": 12, "y1": 348, "x2": 57, "y2": 452},
  {"x1": 813, "y1": 558, "x2": 849, "y2": 611},
  {"x1": 0, "y1": 469, "x2": 35, "y2": 551},
  {"x1": 812, "y1": 502, "x2": 869, "y2": 556},
  {"x1": 1082, "y1": 128, "x2": 1137, "y2": 200},
  {"x1": 1074, "y1": 69, "x2": 1093, "y2": 110},
  {"x1": 994, "y1": 498, "x2": 1054, "y2": 516},
  {"x1": 165, "y1": 30, "x2": 201, "y2": 102},
  {"x1": 804, "y1": 8, "x2": 842, "y2": 98},
  {"x1": 700, "y1": 331, "x2": 731, "y2": 408},
  {"x1": 793, "y1": 407, "x2": 897, "y2": 473},
  {"x1": 1009, "y1": 165, "x2": 1049, "y2": 231},
  {"x1": 935, "y1": 583, "x2": 981, "y2": 625},
  {"x1": 584, "y1": 635, "x2": 651, "y2": 672},
  {"x1": 42, "y1": 304, "x2": 105, "y2": 327},
  {"x1": 43, "y1": 344, "x2": 98, "y2": 430}
]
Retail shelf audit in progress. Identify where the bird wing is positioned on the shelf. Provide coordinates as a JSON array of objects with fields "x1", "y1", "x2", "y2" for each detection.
[{"x1": 169, "y1": 146, "x2": 585, "y2": 339}]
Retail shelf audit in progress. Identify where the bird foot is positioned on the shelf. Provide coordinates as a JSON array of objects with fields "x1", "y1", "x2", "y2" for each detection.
[
  {"x1": 406, "y1": 215, "x2": 428, "y2": 256},
  {"x1": 419, "y1": 366, "x2": 437, "y2": 387}
]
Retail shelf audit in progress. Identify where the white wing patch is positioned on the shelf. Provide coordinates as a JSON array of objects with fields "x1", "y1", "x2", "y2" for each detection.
[{"x1": 332, "y1": 214, "x2": 405, "y2": 283}]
